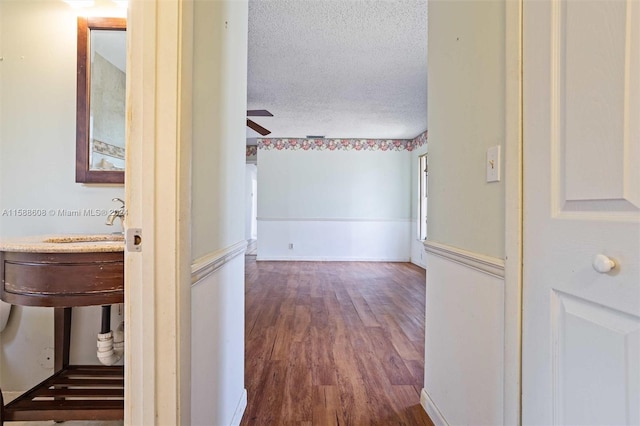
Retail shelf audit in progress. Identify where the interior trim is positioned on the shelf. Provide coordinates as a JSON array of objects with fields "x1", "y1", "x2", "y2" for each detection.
[
  {"x1": 256, "y1": 255, "x2": 411, "y2": 262},
  {"x1": 191, "y1": 240, "x2": 247, "y2": 286},
  {"x1": 230, "y1": 389, "x2": 248, "y2": 426},
  {"x1": 420, "y1": 388, "x2": 449, "y2": 426},
  {"x1": 424, "y1": 241, "x2": 505, "y2": 279},
  {"x1": 257, "y1": 217, "x2": 412, "y2": 222}
]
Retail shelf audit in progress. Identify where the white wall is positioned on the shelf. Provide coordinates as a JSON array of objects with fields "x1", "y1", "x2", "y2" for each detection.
[
  {"x1": 191, "y1": 255, "x2": 246, "y2": 425},
  {"x1": 190, "y1": 0, "x2": 247, "y2": 423},
  {"x1": 422, "y1": 253, "x2": 504, "y2": 425},
  {"x1": 423, "y1": 0, "x2": 508, "y2": 424},
  {"x1": 426, "y1": 0, "x2": 505, "y2": 260},
  {"x1": 191, "y1": 0, "x2": 246, "y2": 260},
  {"x1": 258, "y1": 148, "x2": 411, "y2": 261},
  {"x1": 0, "y1": 0, "x2": 125, "y2": 392}
]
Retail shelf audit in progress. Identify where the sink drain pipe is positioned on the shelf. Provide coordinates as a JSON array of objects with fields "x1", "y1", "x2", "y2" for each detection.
[
  {"x1": 97, "y1": 305, "x2": 124, "y2": 366},
  {"x1": 101, "y1": 305, "x2": 111, "y2": 334}
]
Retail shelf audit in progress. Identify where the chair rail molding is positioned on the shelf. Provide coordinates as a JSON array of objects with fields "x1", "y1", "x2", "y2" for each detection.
[
  {"x1": 191, "y1": 240, "x2": 248, "y2": 286},
  {"x1": 257, "y1": 217, "x2": 412, "y2": 222},
  {"x1": 424, "y1": 240, "x2": 505, "y2": 279}
]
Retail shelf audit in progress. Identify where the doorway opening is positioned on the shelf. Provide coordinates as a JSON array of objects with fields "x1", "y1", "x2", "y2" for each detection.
[{"x1": 245, "y1": 163, "x2": 258, "y2": 256}]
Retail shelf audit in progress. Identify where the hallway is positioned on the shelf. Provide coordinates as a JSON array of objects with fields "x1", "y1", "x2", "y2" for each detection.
[{"x1": 242, "y1": 259, "x2": 433, "y2": 425}]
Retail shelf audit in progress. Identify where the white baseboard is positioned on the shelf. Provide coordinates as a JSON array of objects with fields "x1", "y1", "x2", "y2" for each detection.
[
  {"x1": 420, "y1": 388, "x2": 448, "y2": 426},
  {"x1": 410, "y1": 258, "x2": 426, "y2": 269},
  {"x1": 230, "y1": 388, "x2": 247, "y2": 426}
]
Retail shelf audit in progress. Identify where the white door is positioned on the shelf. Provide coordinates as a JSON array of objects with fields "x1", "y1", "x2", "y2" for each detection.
[
  {"x1": 523, "y1": 0, "x2": 640, "y2": 425},
  {"x1": 125, "y1": 1, "x2": 192, "y2": 423}
]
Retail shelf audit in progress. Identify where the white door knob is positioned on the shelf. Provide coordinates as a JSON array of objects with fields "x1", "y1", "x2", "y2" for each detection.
[{"x1": 593, "y1": 254, "x2": 616, "y2": 273}]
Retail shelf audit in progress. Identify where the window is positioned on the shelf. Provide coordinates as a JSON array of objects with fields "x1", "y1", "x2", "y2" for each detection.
[{"x1": 418, "y1": 154, "x2": 428, "y2": 240}]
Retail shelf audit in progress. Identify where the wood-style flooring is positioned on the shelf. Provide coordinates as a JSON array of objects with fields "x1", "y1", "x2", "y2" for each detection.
[{"x1": 242, "y1": 259, "x2": 433, "y2": 426}]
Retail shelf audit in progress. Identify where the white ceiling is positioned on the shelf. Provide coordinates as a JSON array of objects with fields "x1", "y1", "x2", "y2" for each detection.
[
  {"x1": 92, "y1": 29, "x2": 126, "y2": 72},
  {"x1": 247, "y1": 0, "x2": 428, "y2": 140}
]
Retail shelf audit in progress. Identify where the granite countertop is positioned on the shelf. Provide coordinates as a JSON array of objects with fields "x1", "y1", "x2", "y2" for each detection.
[{"x1": 0, "y1": 234, "x2": 125, "y2": 253}]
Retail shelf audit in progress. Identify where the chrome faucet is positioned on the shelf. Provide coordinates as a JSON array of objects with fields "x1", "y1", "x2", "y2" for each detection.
[{"x1": 106, "y1": 198, "x2": 126, "y2": 233}]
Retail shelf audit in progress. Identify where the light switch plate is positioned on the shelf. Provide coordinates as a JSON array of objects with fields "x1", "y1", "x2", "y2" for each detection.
[{"x1": 486, "y1": 145, "x2": 501, "y2": 182}]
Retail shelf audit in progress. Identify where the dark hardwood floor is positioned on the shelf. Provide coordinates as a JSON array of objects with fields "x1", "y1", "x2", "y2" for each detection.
[{"x1": 242, "y1": 259, "x2": 433, "y2": 426}]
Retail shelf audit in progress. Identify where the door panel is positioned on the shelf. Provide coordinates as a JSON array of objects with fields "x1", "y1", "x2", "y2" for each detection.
[
  {"x1": 551, "y1": 0, "x2": 640, "y2": 213},
  {"x1": 552, "y1": 292, "x2": 640, "y2": 425},
  {"x1": 563, "y1": 0, "x2": 628, "y2": 202},
  {"x1": 523, "y1": 0, "x2": 640, "y2": 424}
]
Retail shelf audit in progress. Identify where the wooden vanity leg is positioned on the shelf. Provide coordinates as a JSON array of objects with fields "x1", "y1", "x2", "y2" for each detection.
[
  {"x1": 54, "y1": 307, "x2": 72, "y2": 372},
  {"x1": 0, "y1": 385, "x2": 5, "y2": 424}
]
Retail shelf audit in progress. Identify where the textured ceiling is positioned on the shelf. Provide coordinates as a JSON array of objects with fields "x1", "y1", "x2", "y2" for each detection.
[{"x1": 247, "y1": 0, "x2": 428, "y2": 140}]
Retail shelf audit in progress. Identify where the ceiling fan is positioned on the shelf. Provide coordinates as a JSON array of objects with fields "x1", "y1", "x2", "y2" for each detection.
[{"x1": 247, "y1": 110, "x2": 273, "y2": 136}]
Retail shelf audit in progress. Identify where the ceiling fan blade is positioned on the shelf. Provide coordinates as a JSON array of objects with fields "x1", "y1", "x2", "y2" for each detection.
[
  {"x1": 247, "y1": 109, "x2": 273, "y2": 117},
  {"x1": 247, "y1": 119, "x2": 271, "y2": 136}
]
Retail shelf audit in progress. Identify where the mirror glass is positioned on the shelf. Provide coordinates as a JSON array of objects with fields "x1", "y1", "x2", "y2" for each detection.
[
  {"x1": 89, "y1": 29, "x2": 126, "y2": 171},
  {"x1": 76, "y1": 17, "x2": 126, "y2": 184}
]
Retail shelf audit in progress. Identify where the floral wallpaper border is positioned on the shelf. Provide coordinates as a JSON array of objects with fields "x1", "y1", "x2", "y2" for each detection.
[
  {"x1": 412, "y1": 130, "x2": 427, "y2": 149},
  {"x1": 259, "y1": 138, "x2": 412, "y2": 152},
  {"x1": 92, "y1": 139, "x2": 125, "y2": 160},
  {"x1": 246, "y1": 146, "x2": 258, "y2": 157},
  {"x1": 246, "y1": 130, "x2": 427, "y2": 157},
  {"x1": 253, "y1": 130, "x2": 428, "y2": 154}
]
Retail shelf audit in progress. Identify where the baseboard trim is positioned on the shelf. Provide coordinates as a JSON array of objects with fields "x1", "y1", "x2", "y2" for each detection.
[
  {"x1": 230, "y1": 388, "x2": 247, "y2": 426},
  {"x1": 191, "y1": 240, "x2": 247, "y2": 286},
  {"x1": 410, "y1": 259, "x2": 427, "y2": 270},
  {"x1": 256, "y1": 256, "x2": 411, "y2": 262},
  {"x1": 420, "y1": 388, "x2": 449, "y2": 426},
  {"x1": 424, "y1": 241, "x2": 505, "y2": 279}
]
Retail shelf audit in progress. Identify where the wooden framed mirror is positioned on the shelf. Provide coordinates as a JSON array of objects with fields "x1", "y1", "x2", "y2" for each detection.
[{"x1": 76, "y1": 16, "x2": 126, "y2": 184}]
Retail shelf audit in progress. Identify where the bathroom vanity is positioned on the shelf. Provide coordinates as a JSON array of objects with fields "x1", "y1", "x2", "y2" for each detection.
[{"x1": 0, "y1": 235, "x2": 124, "y2": 423}]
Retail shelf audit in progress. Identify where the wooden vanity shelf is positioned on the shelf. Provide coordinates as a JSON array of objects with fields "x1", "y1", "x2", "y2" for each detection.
[
  {"x1": 0, "y1": 250, "x2": 124, "y2": 424},
  {"x1": 0, "y1": 365, "x2": 124, "y2": 422}
]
